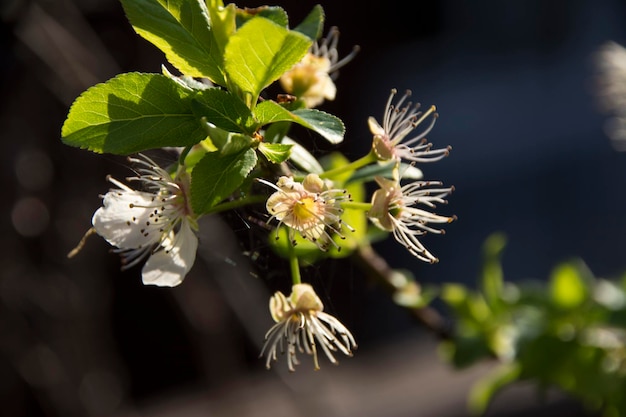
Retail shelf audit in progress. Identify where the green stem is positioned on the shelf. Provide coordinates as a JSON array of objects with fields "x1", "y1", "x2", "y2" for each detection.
[
  {"x1": 179, "y1": 145, "x2": 193, "y2": 165},
  {"x1": 205, "y1": 195, "x2": 267, "y2": 214},
  {"x1": 289, "y1": 244, "x2": 301, "y2": 285},
  {"x1": 341, "y1": 201, "x2": 373, "y2": 211},
  {"x1": 320, "y1": 150, "x2": 377, "y2": 180}
]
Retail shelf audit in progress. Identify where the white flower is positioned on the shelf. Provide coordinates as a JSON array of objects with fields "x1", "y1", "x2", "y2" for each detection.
[
  {"x1": 594, "y1": 41, "x2": 626, "y2": 151},
  {"x1": 260, "y1": 173, "x2": 352, "y2": 250},
  {"x1": 92, "y1": 154, "x2": 198, "y2": 287},
  {"x1": 368, "y1": 176, "x2": 455, "y2": 263},
  {"x1": 369, "y1": 88, "x2": 451, "y2": 163},
  {"x1": 280, "y1": 26, "x2": 359, "y2": 108},
  {"x1": 260, "y1": 283, "x2": 357, "y2": 371}
]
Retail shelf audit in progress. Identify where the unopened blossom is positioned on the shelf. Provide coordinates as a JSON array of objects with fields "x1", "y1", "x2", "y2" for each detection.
[
  {"x1": 368, "y1": 176, "x2": 455, "y2": 263},
  {"x1": 261, "y1": 173, "x2": 352, "y2": 250},
  {"x1": 369, "y1": 88, "x2": 451, "y2": 163},
  {"x1": 260, "y1": 283, "x2": 357, "y2": 371},
  {"x1": 594, "y1": 41, "x2": 626, "y2": 150},
  {"x1": 91, "y1": 154, "x2": 198, "y2": 287},
  {"x1": 280, "y1": 26, "x2": 359, "y2": 108}
]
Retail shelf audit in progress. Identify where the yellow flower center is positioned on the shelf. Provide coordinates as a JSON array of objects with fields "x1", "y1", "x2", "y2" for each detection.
[{"x1": 293, "y1": 197, "x2": 319, "y2": 223}]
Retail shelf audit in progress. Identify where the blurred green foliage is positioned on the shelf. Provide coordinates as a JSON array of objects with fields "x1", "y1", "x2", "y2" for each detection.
[{"x1": 439, "y1": 233, "x2": 626, "y2": 417}]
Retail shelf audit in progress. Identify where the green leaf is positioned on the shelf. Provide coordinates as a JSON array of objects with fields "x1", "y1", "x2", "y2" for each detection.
[
  {"x1": 206, "y1": 1, "x2": 236, "y2": 56},
  {"x1": 190, "y1": 148, "x2": 257, "y2": 213},
  {"x1": 281, "y1": 137, "x2": 323, "y2": 174},
  {"x1": 550, "y1": 263, "x2": 588, "y2": 309},
  {"x1": 236, "y1": 6, "x2": 289, "y2": 27},
  {"x1": 268, "y1": 226, "x2": 326, "y2": 265},
  {"x1": 255, "y1": 101, "x2": 345, "y2": 144},
  {"x1": 319, "y1": 151, "x2": 353, "y2": 185},
  {"x1": 440, "y1": 335, "x2": 492, "y2": 369},
  {"x1": 468, "y1": 363, "x2": 522, "y2": 416},
  {"x1": 293, "y1": 5, "x2": 324, "y2": 40},
  {"x1": 162, "y1": 64, "x2": 213, "y2": 90},
  {"x1": 258, "y1": 142, "x2": 292, "y2": 163},
  {"x1": 61, "y1": 72, "x2": 205, "y2": 154},
  {"x1": 323, "y1": 152, "x2": 367, "y2": 257},
  {"x1": 192, "y1": 88, "x2": 259, "y2": 134},
  {"x1": 263, "y1": 120, "x2": 291, "y2": 143},
  {"x1": 254, "y1": 100, "x2": 291, "y2": 123},
  {"x1": 224, "y1": 16, "x2": 312, "y2": 104},
  {"x1": 291, "y1": 109, "x2": 345, "y2": 144},
  {"x1": 347, "y1": 162, "x2": 423, "y2": 185},
  {"x1": 199, "y1": 118, "x2": 255, "y2": 155},
  {"x1": 120, "y1": 0, "x2": 225, "y2": 85},
  {"x1": 441, "y1": 283, "x2": 470, "y2": 310},
  {"x1": 481, "y1": 232, "x2": 507, "y2": 309},
  {"x1": 393, "y1": 280, "x2": 438, "y2": 309}
]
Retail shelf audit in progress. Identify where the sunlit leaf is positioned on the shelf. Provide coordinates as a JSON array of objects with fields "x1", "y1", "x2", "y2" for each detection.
[
  {"x1": 255, "y1": 100, "x2": 345, "y2": 144},
  {"x1": 120, "y1": 0, "x2": 225, "y2": 84},
  {"x1": 224, "y1": 17, "x2": 312, "y2": 104},
  {"x1": 258, "y1": 142, "x2": 292, "y2": 163},
  {"x1": 206, "y1": 0, "x2": 236, "y2": 55},
  {"x1": 550, "y1": 263, "x2": 588, "y2": 309},
  {"x1": 61, "y1": 72, "x2": 205, "y2": 154}
]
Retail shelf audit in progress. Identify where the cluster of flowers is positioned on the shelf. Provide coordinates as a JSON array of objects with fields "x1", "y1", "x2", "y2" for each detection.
[{"x1": 72, "y1": 28, "x2": 455, "y2": 371}]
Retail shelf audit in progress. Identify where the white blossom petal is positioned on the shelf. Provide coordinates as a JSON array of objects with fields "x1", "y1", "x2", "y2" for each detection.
[
  {"x1": 141, "y1": 221, "x2": 198, "y2": 287},
  {"x1": 89, "y1": 154, "x2": 199, "y2": 285},
  {"x1": 92, "y1": 189, "x2": 158, "y2": 249}
]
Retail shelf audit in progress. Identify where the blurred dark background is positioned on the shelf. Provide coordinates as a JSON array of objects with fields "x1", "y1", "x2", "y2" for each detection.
[{"x1": 2, "y1": 0, "x2": 626, "y2": 416}]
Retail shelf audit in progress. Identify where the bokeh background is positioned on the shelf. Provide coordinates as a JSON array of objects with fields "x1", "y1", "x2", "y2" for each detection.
[{"x1": 3, "y1": 0, "x2": 626, "y2": 416}]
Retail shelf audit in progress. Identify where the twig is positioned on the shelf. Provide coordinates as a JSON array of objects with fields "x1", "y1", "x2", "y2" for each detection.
[{"x1": 352, "y1": 244, "x2": 452, "y2": 340}]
